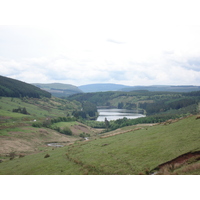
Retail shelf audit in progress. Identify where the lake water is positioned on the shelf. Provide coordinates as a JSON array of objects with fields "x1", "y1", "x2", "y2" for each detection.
[{"x1": 96, "y1": 109, "x2": 145, "y2": 122}]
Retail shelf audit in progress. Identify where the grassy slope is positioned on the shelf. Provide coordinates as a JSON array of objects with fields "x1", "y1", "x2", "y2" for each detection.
[
  {"x1": 0, "y1": 97, "x2": 101, "y2": 156},
  {"x1": 0, "y1": 115, "x2": 199, "y2": 175},
  {"x1": 0, "y1": 97, "x2": 81, "y2": 120}
]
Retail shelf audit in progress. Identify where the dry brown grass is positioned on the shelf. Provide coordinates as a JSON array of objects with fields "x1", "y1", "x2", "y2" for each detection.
[
  {"x1": 156, "y1": 160, "x2": 200, "y2": 175},
  {"x1": 0, "y1": 127, "x2": 77, "y2": 156},
  {"x1": 179, "y1": 163, "x2": 200, "y2": 173}
]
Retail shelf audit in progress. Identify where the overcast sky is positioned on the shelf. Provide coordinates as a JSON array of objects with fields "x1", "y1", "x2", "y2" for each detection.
[{"x1": 1, "y1": 0, "x2": 200, "y2": 86}]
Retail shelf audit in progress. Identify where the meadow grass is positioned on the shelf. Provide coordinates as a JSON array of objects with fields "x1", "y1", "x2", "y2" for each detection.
[
  {"x1": 0, "y1": 147, "x2": 82, "y2": 175},
  {"x1": 0, "y1": 115, "x2": 199, "y2": 174},
  {"x1": 66, "y1": 115, "x2": 200, "y2": 174},
  {"x1": 0, "y1": 97, "x2": 78, "y2": 120},
  {"x1": 51, "y1": 121, "x2": 78, "y2": 129}
]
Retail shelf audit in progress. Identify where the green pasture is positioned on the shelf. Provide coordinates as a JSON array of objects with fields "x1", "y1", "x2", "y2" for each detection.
[
  {"x1": 51, "y1": 121, "x2": 78, "y2": 129},
  {"x1": 0, "y1": 97, "x2": 80, "y2": 120},
  {"x1": 0, "y1": 115, "x2": 199, "y2": 174}
]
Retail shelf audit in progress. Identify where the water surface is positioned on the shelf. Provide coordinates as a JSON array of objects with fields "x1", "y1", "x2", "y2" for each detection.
[{"x1": 96, "y1": 109, "x2": 145, "y2": 122}]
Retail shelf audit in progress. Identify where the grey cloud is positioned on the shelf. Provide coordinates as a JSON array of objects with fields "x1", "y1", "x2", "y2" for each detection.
[
  {"x1": 186, "y1": 58, "x2": 200, "y2": 72},
  {"x1": 172, "y1": 57, "x2": 200, "y2": 72}
]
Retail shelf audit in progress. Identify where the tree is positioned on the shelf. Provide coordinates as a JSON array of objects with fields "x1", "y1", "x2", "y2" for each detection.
[
  {"x1": 105, "y1": 118, "x2": 110, "y2": 130},
  {"x1": 22, "y1": 107, "x2": 29, "y2": 115},
  {"x1": 118, "y1": 102, "x2": 124, "y2": 109}
]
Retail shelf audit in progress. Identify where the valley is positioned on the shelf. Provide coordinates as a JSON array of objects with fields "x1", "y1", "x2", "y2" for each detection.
[{"x1": 0, "y1": 75, "x2": 200, "y2": 175}]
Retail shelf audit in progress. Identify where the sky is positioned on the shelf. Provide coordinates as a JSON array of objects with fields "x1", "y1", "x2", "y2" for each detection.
[{"x1": 1, "y1": 0, "x2": 200, "y2": 86}]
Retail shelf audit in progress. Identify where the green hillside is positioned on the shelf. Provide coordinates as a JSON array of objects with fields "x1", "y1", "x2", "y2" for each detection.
[
  {"x1": 0, "y1": 75, "x2": 51, "y2": 98},
  {"x1": 78, "y1": 83, "x2": 200, "y2": 93},
  {"x1": 1, "y1": 79, "x2": 200, "y2": 175},
  {"x1": 0, "y1": 96, "x2": 81, "y2": 120},
  {"x1": 0, "y1": 115, "x2": 200, "y2": 175},
  {"x1": 120, "y1": 85, "x2": 200, "y2": 92},
  {"x1": 0, "y1": 96, "x2": 86, "y2": 156},
  {"x1": 33, "y1": 83, "x2": 83, "y2": 97},
  {"x1": 68, "y1": 90, "x2": 200, "y2": 115}
]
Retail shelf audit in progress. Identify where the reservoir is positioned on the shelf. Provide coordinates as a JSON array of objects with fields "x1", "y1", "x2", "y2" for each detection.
[{"x1": 96, "y1": 109, "x2": 145, "y2": 122}]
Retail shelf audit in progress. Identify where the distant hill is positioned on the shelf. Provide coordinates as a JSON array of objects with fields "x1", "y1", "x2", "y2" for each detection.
[
  {"x1": 0, "y1": 75, "x2": 51, "y2": 98},
  {"x1": 33, "y1": 83, "x2": 83, "y2": 97},
  {"x1": 78, "y1": 83, "x2": 131, "y2": 92},
  {"x1": 78, "y1": 83, "x2": 200, "y2": 93},
  {"x1": 120, "y1": 85, "x2": 200, "y2": 93}
]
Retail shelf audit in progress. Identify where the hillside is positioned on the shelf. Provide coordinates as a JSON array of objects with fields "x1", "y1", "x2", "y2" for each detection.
[
  {"x1": 67, "y1": 90, "x2": 200, "y2": 117},
  {"x1": 33, "y1": 83, "x2": 83, "y2": 97},
  {"x1": 78, "y1": 83, "x2": 131, "y2": 92},
  {"x1": 0, "y1": 115, "x2": 200, "y2": 175},
  {"x1": 0, "y1": 75, "x2": 51, "y2": 98},
  {"x1": 120, "y1": 85, "x2": 200, "y2": 92},
  {"x1": 0, "y1": 96, "x2": 81, "y2": 120},
  {"x1": 78, "y1": 83, "x2": 200, "y2": 93},
  {"x1": 0, "y1": 82, "x2": 200, "y2": 174},
  {"x1": 0, "y1": 96, "x2": 98, "y2": 155}
]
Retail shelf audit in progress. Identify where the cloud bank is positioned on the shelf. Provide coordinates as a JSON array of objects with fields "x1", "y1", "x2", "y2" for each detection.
[{"x1": 0, "y1": 1, "x2": 200, "y2": 86}]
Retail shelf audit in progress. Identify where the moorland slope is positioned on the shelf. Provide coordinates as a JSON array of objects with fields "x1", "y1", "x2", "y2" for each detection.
[{"x1": 0, "y1": 115, "x2": 200, "y2": 175}]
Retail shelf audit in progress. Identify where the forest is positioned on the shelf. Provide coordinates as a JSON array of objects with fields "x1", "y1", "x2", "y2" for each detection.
[
  {"x1": 67, "y1": 89, "x2": 200, "y2": 131},
  {"x1": 0, "y1": 75, "x2": 51, "y2": 98}
]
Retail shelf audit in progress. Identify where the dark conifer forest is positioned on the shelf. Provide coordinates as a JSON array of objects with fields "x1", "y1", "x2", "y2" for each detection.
[{"x1": 0, "y1": 75, "x2": 51, "y2": 98}]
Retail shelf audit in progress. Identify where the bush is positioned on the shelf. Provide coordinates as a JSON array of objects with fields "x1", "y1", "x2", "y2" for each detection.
[
  {"x1": 12, "y1": 107, "x2": 30, "y2": 115},
  {"x1": 61, "y1": 127, "x2": 72, "y2": 135},
  {"x1": 32, "y1": 122, "x2": 43, "y2": 128},
  {"x1": 44, "y1": 154, "x2": 50, "y2": 158},
  {"x1": 79, "y1": 132, "x2": 90, "y2": 138},
  {"x1": 53, "y1": 126, "x2": 61, "y2": 132}
]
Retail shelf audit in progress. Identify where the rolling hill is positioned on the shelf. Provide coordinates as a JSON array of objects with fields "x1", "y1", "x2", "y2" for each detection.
[
  {"x1": 0, "y1": 75, "x2": 51, "y2": 98},
  {"x1": 120, "y1": 85, "x2": 200, "y2": 92},
  {"x1": 33, "y1": 83, "x2": 83, "y2": 97},
  {"x1": 78, "y1": 83, "x2": 131, "y2": 92},
  {"x1": 0, "y1": 115, "x2": 200, "y2": 175},
  {"x1": 78, "y1": 83, "x2": 200, "y2": 93}
]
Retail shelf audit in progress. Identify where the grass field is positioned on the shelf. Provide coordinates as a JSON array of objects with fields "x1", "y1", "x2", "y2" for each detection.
[
  {"x1": 0, "y1": 115, "x2": 199, "y2": 175},
  {"x1": 0, "y1": 97, "x2": 81, "y2": 120},
  {"x1": 0, "y1": 96, "x2": 101, "y2": 156}
]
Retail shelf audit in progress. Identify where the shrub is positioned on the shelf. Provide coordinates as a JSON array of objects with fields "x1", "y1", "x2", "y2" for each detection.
[
  {"x1": 9, "y1": 152, "x2": 16, "y2": 160},
  {"x1": 79, "y1": 132, "x2": 90, "y2": 138},
  {"x1": 61, "y1": 127, "x2": 72, "y2": 135},
  {"x1": 53, "y1": 126, "x2": 61, "y2": 132},
  {"x1": 32, "y1": 122, "x2": 43, "y2": 128}
]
